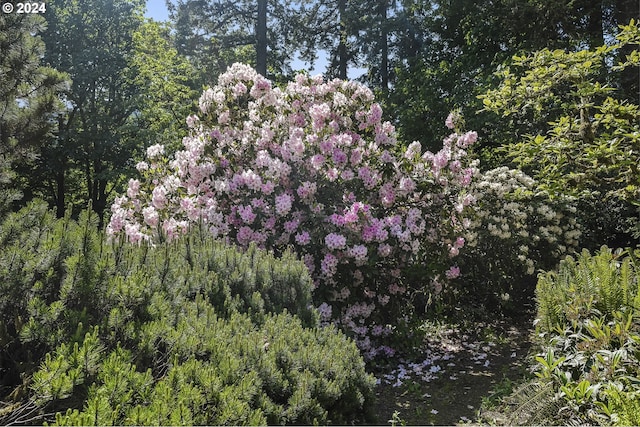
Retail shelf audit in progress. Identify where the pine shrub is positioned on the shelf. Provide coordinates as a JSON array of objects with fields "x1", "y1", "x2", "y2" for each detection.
[
  {"x1": 34, "y1": 310, "x2": 375, "y2": 426},
  {"x1": 0, "y1": 201, "x2": 374, "y2": 425}
]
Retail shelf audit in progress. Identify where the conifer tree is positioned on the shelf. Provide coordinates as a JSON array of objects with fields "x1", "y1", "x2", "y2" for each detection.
[
  {"x1": 0, "y1": 13, "x2": 68, "y2": 216},
  {"x1": 168, "y1": 0, "x2": 305, "y2": 82}
]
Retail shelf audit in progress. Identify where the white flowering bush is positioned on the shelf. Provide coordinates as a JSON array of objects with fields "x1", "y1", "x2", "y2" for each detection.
[
  {"x1": 107, "y1": 63, "x2": 479, "y2": 358},
  {"x1": 452, "y1": 167, "x2": 582, "y2": 311}
]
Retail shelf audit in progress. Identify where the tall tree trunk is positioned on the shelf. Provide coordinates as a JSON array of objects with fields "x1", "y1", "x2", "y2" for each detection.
[
  {"x1": 256, "y1": 0, "x2": 268, "y2": 76},
  {"x1": 338, "y1": 0, "x2": 348, "y2": 79},
  {"x1": 54, "y1": 170, "x2": 65, "y2": 218},
  {"x1": 95, "y1": 177, "x2": 107, "y2": 229},
  {"x1": 90, "y1": 156, "x2": 107, "y2": 229},
  {"x1": 379, "y1": 0, "x2": 389, "y2": 91},
  {"x1": 586, "y1": 0, "x2": 604, "y2": 49},
  {"x1": 53, "y1": 115, "x2": 68, "y2": 218}
]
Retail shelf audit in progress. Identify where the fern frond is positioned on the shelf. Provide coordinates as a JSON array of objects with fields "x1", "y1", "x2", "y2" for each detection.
[
  {"x1": 504, "y1": 380, "x2": 560, "y2": 425},
  {"x1": 481, "y1": 380, "x2": 560, "y2": 426}
]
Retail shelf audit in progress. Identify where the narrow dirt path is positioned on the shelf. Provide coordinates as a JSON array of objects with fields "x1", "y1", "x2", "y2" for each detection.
[{"x1": 371, "y1": 316, "x2": 534, "y2": 425}]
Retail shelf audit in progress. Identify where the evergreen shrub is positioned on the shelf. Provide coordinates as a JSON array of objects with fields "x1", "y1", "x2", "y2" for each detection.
[
  {"x1": 0, "y1": 201, "x2": 374, "y2": 425},
  {"x1": 34, "y1": 310, "x2": 375, "y2": 426},
  {"x1": 490, "y1": 247, "x2": 640, "y2": 425}
]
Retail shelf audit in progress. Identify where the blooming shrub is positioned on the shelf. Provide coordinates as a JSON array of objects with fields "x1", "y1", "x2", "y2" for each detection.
[
  {"x1": 107, "y1": 63, "x2": 479, "y2": 357},
  {"x1": 451, "y1": 167, "x2": 581, "y2": 312}
]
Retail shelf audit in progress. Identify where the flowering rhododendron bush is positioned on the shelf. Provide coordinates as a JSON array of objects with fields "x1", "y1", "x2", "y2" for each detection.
[
  {"x1": 450, "y1": 167, "x2": 582, "y2": 312},
  {"x1": 108, "y1": 63, "x2": 478, "y2": 358}
]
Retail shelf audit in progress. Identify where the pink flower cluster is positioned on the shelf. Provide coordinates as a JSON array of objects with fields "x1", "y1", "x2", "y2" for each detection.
[{"x1": 107, "y1": 63, "x2": 479, "y2": 358}]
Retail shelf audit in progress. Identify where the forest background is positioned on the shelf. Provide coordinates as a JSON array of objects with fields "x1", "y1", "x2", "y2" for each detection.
[
  {"x1": 2, "y1": 0, "x2": 638, "y2": 233},
  {"x1": 0, "y1": 0, "x2": 638, "y2": 236}
]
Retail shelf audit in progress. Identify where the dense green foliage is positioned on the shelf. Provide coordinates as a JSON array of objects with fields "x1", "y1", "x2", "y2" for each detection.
[
  {"x1": 481, "y1": 22, "x2": 640, "y2": 202},
  {"x1": 536, "y1": 248, "x2": 640, "y2": 333},
  {"x1": 19, "y1": 0, "x2": 148, "y2": 223},
  {"x1": 0, "y1": 13, "x2": 68, "y2": 216},
  {"x1": 36, "y1": 312, "x2": 373, "y2": 425},
  {"x1": 386, "y1": 0, "x2": 638, "y2": 153},
  {"x1": 489, "y1": 247, "x2": 640, "y2": 425},
  {"x1": 131, "y1": 20, "x2": 199, "y2": 152},
  {"x1": 0, "y1": 201, "x2": 375, "y2": 425},
  {"x1": 480, "y1": 21, "x2": 640, "y2": 248}
]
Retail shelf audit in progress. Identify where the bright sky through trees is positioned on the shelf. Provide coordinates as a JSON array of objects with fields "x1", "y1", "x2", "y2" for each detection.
[
  {"x1": 143, "y1": 0, "x2": 366, "y2": 77},
  {"x1": 145, "y1": 0, "x2": 169, "y2": 20}
]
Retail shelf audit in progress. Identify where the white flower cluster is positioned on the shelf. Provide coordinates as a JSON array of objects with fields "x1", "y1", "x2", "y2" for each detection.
[{"x1": 466, "y1": 167, "x2": 581, "y2": 276}]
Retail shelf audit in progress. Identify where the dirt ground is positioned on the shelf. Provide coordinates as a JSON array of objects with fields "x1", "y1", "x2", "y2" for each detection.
[{"x1": 370, "y1": 315, "x2": 534, "y2": 425}]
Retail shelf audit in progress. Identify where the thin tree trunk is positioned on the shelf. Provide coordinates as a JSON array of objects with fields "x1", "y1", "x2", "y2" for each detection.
[
  {"x1": 91, "y1": 157, "x2": 108, "y2": 229},
  {"x1": 55, "y1": 170, "x2": 65, "y2": 218},
  {"x1": 338, "y1": 0, "x2": 347, "y2": 79},
  {"x1": 256, "y1": 0, "x2": 268, "y2": 76},
  {"x1": 586, "y1": 1, "x2": 604, "y2": 49},
  {"x1": 95, "y1": 178, "x2": 107, "y2": 229},
  {"x1": 380, "y1": 0, "x2": 389, "y2": 91}
]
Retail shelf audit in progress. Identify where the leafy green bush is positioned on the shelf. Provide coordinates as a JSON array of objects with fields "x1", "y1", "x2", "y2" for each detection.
[
  {"x1": 479, "y1": 20, "x2": 640, "y2": 248},
  {"x1": 489, "y1": 247, "x2": 640, "y2": 425},
  {"x1": 0, "y1": 201, "x2": 375, "y2": 425}
]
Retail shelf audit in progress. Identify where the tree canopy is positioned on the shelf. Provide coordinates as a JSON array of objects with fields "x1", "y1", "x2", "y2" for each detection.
[
  {"x1": 0, "y1": 0, "x2": 638, "y2": 239},
  {"x1": 0, "y1": 13, "x2": 68, "y2": 216}
]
